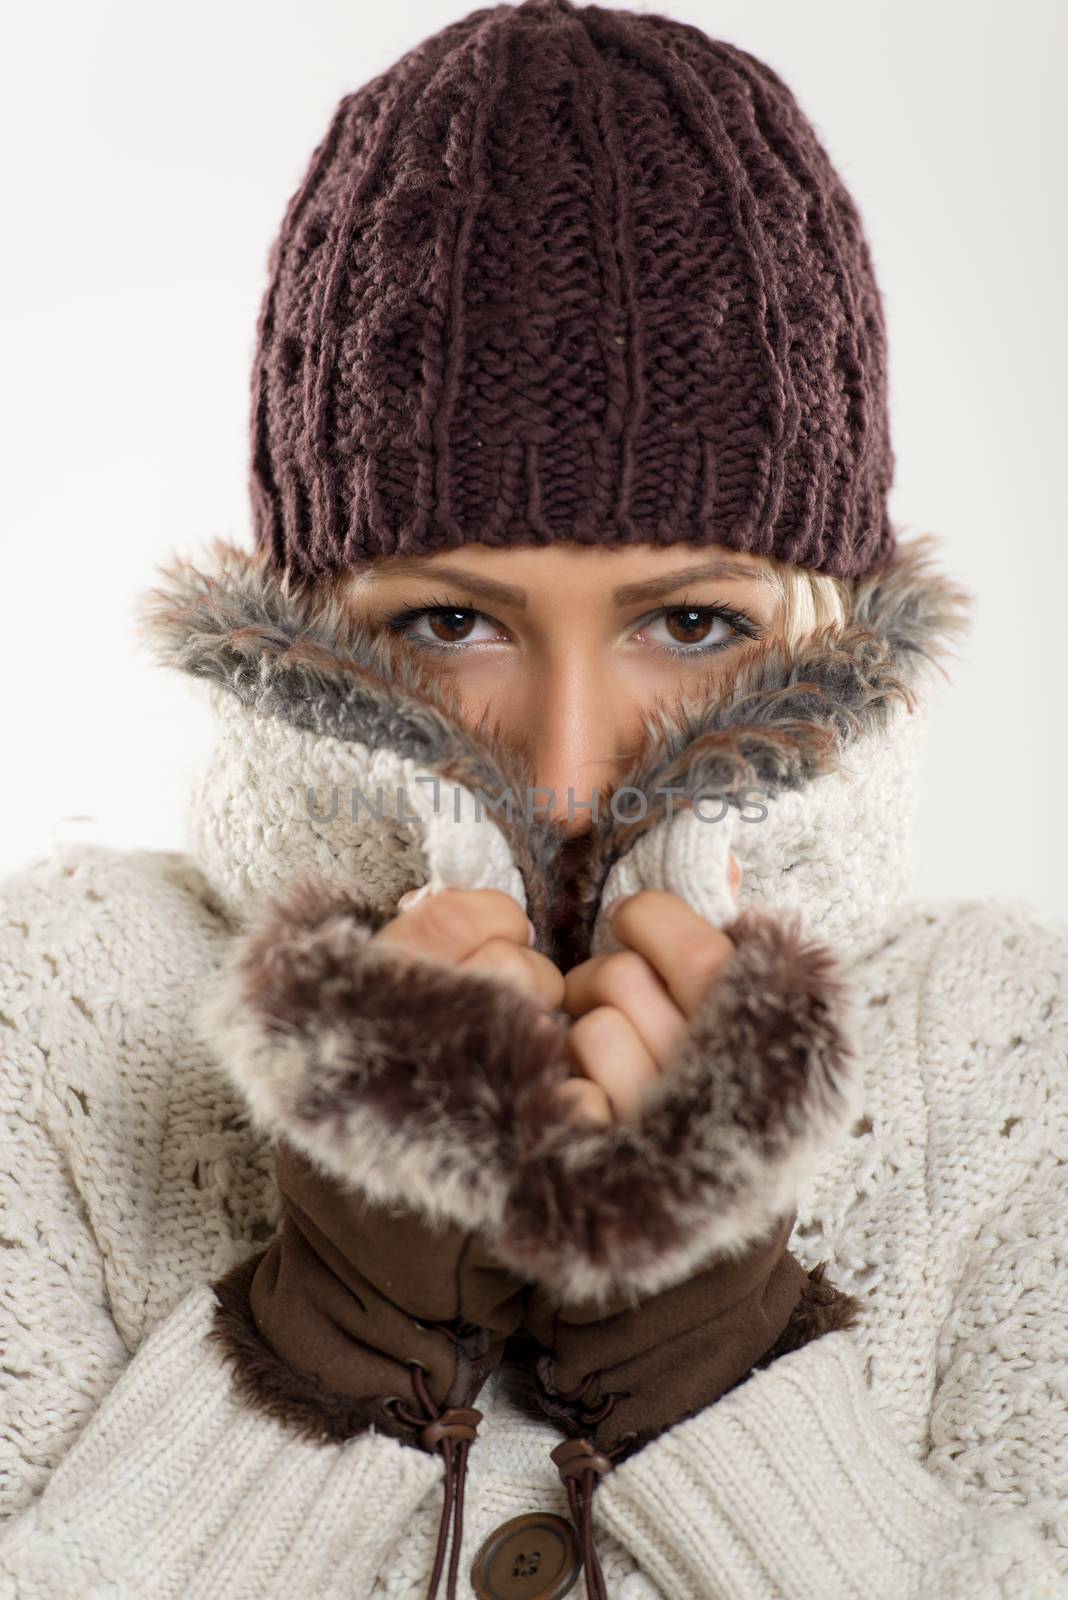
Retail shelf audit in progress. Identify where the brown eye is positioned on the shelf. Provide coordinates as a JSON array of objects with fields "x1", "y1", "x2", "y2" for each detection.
[
  {"x1": 664, "y1": 608, "x2": 718, "y2": 645},
  {"x1": 388, "y1": 605, "x2": 502, "y2": 649},
  {"x1": 426, "y1": 608, "x2": 477, "y2": 641},
  {"x1": 640, "y1": 604, "x2": 757, "y2": 656}
]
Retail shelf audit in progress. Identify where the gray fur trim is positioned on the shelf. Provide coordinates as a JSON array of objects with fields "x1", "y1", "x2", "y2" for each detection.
[
  {"x1": 197, "y1": 876, "x2": 862, "y2": 1304},
  {"x1": 549, "y1": 534, "x2": 972, "y2": 946},
  {"x1": 136, "y1": 536, "x2": 537, "y2": 791},
  {"x1": 137, "y1": 537, "x2": 563, "y2": 929},
  {"x1": 640, "y1": 534, "x2": 969, "y2": 792}
]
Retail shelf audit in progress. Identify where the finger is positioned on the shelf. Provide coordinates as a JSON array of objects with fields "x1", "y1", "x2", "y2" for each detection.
[
  {"x1": 607, "y1": 889, "x2": 735, "y2": 1016},
  {"x1": 566, "y1": 1005, "x2": 660, "y2": 1124},
  {"x1": 456, "y1": 940, "x2": 566, "y2": 1009},
  {"x1": 550, "y1": 1076, "x2": 614, "y2": 1129},
  {"x1": 729, "y1": 849, "x2": 743, "y2": 901},
  {"x1": 562, "y1": 950, "x2": 689, "y2": 1069},
  {"x1": 373, "y1": 887, "x2": 532, "y2": 965}
]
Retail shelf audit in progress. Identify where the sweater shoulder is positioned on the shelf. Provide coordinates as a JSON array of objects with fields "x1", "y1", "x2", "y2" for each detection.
[
  {"x1": 0, "y1": 841, "x2": 232, "y2": 1069},
  {"x1": 861, "y1": 893, "x2": 1067, "y2": 991},
  {"x1": 892, "y1": 893, "x2": 1067, "y2": 1104},
  {"x1": 0, "y1": 840, "x2": 232, "y2": 969},
  {"x1": 905, "y1": 892, "x2": 1067, "y2": 1008}
]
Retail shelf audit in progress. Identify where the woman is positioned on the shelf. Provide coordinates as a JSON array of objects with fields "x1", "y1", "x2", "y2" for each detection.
[{"x1": 1, "y1": 3, "x2": 1065, "y2": 1597}]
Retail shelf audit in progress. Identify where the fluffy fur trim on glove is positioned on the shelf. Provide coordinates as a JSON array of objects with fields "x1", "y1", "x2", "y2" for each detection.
[{"x1": 198, "y1": 876, "x2": 861, "y2": 1304}]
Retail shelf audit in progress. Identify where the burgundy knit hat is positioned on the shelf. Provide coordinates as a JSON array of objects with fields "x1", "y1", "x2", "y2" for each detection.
[{"x1": 250, "y1": 0, "x2": 895, "y2": 582}]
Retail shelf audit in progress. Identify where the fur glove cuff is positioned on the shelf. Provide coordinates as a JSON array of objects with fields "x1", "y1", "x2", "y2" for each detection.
[{"x1": 200, "y1": 873, "x2": 863, "y2": 1308}]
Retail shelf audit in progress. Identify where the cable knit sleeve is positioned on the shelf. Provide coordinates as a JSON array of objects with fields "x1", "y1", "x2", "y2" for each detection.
[
  {"x1": 594, "y1": 1328, "x2": 1066, "y2": 1598},
  {"x1": 593, "y1": 899, "x2": 1068, "y2": 1599},
  {"x1": 0, "y1": 1283, "x2": 442, "y2": 1598}
]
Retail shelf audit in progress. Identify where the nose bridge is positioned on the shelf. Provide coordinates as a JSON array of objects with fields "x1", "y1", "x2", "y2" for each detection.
[{"x1": 523, "y1": 651, "x2": 634, "y2": 829}]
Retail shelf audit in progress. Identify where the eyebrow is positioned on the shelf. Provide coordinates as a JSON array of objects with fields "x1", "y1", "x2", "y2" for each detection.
[
  {"x1": 363, "y1": 562, "x2": 528, "y2": 608},
  {"x1": 609, "y1": 560, "x2": 768, "y2": 605},
  {"x1": 363, "y1": 557, "x2": 765, "y2": 609}
]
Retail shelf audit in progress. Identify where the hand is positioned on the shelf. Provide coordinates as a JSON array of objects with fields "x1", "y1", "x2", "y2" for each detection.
[
  {"x1": 521, "y1": 1207, "x2": 833, "y2": 1457},
  {"x1": 204, "y1": 865, "x2": 859, "y2": 1600},
  {"x1": 556, "y1": 853, "x2": 743, "y2": 1126},
  {"x1": 376, "y1": 884, "x2": 565, "y2": 1013},
  {"x1": 231, "y1": 1135, "x2": 530, "y2": 1422}
]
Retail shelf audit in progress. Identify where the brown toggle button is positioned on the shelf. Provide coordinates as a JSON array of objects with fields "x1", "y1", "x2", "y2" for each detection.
[
  {"x1": 551, "y1": 1438, "x2": 616, "y2": 1482},
  {"x1": 419, "y1": 1405, "x2": 483, "y2": 1453},
  {"x1": 471, "y1": 1512, "x2": 582, "y2": 1599}
]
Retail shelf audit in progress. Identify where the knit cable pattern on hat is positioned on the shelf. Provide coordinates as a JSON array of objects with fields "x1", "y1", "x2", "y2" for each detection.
[{"x1": 250, "y1": 0, "x2": 895, "y2": 580}]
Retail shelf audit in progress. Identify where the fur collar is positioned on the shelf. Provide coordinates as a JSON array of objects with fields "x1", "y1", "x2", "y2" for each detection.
[{"x1": 139, "y1": 534, "x2": 970, "y2": 960}]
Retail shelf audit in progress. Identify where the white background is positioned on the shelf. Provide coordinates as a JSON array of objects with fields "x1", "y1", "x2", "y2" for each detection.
[{"x1": 2, "y1": 0, "x2": 1065, "y2": 915}]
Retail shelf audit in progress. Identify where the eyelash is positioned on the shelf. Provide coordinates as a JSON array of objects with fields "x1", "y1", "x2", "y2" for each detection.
[{"x1": 384, "y1": 593, "x2": 763, "y2": 656}]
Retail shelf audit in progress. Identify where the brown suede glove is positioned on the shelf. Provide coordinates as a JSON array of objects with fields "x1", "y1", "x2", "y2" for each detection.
[
  {"x1": 520, "y1": 1208, "x2": 850, "y2": 1454},
  {"x1": 515, "y1": 1215, "x2": 860, "y2": 1597},
  {"x1": 211, "y1": 1147, "x2": 528, "y2": 1600},
  {"x1": 225, "y1": 1135, "x2": 528, "y2": 1431}
]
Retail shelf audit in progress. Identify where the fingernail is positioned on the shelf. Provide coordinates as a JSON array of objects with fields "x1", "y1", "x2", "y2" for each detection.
[
  {"x1": 398, "y1": 883, "x2": 432, "y2": 912},
  {"x1": 602, "y1": 894, "x2": 628, "y2": 921},
  {"x1": 527, "y1": 917, "x2": 536, "y2": 947}
]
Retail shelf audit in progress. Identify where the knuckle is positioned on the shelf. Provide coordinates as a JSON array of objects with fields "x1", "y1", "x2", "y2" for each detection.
[
  {"x1": 562, "y1": 955, "x2": 597, "y2": 1005},
  {"x1": 612, "y1": 888, "x2": 663, "y2": 922},
  {"x1": 597, "y1": 950, "x2": 652, "y2": 1006},
  {"x1": 532, "y1": 952, "x2": 567, "y2": 1005},
  {"x1": 479, "y1": 939, "x2": 530, "y2": 981},
  {"x1": 571, "y1": 1081, "x2": 611, "y2": 1121},
  {"x1": 571, "y1": 1005, "x2": 626, "y2": 1052},
  {"x1": 553, "y1": 1077, "x2": 611, "y2": 1128},
  {"x1": 415, "y1": 889, "x2": 466, "y2": 934},
  {"x1": 475, "y1": 888, "x2": 530, "y2": 943},
  {"x1": 416, "y1": 889, "x2": 476, "y2": 947},
  {"x1": 675, "y1": 929, "x2": 734, "y2": 988}
]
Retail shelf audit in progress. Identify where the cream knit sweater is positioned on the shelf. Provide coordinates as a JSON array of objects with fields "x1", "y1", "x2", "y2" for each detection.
[{"x1": 1, "y1": 540, "x2": 1067, "y2": 1598}]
